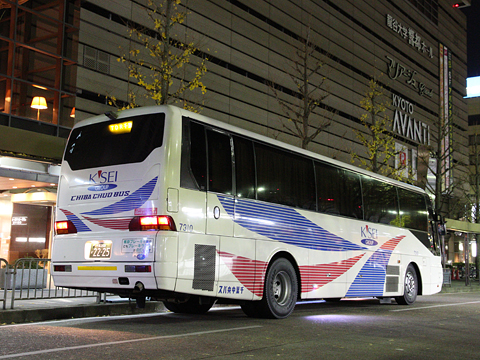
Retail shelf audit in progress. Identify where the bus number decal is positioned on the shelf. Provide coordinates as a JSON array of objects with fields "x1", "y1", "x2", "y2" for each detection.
[{"x1": 179, "y1": 223, "x2": 193, "y2": 232}]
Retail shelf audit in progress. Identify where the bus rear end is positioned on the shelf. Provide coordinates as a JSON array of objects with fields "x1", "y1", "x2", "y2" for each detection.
[{"x1": 52, "y1": 106, "x2": 178, "y2": 304}]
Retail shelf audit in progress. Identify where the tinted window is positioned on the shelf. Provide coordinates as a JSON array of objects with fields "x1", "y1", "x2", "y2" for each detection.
[
  {"x1": 180, "y1": 119, "x2": 206, "y2": 190},
  {"x1": 315, "y1": 162, "x2": 362, "y2": 219},
  {"x1": 207, "y1": 130, "x2": 232, "y2": 194},
  {"x1": 397, "y1": 188, "x2": 428, "y2": 231},
  {"x1": 233, "y1": 136, "x2": 255, "y2": 199},
  {"x1": 255, "y1": 144, "x2": 315, "y2": 210},
  {"x1": 65, "y1": 113, "x2": 165, "y2": 170},
  {"x1": 362, "y1": 176, "x2": 399, "y2": 225}
]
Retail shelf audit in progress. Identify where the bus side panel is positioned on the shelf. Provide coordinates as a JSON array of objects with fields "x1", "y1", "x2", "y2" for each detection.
[
  {"x1": 154, "y1": 234, "x2": 178, "y2": 291},
  {"x1": 423, "y1": 259, "x2": 443, "y2": 295},
  {"x1": 175, "y1": 232, "x2": 219, "y2": 296},
  {"x1": 300, "y1": 213, "x2": 358, "y2": 300},
  {"x1": 217, "y1": 236, "x2": 256, "y2": 300}
]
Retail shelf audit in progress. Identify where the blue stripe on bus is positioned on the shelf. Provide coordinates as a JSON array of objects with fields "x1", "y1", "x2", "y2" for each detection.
[
  {"x1": 218, "y1": 195, "x2": 367, "y2": 252},
  {"x1": 63, "y1": 210, "x2": 91, "y2": 232},
  {"x1": 81, "y1": 177, "x2": 158, "y2": 216},
  {"x1": 345, "y1": 248, "x2": 393, "y2": 297}
]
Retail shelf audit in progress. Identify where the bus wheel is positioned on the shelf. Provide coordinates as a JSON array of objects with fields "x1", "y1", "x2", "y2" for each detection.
[
  {"x1": 260, "y1": 258, "x2": 298, "y2": 319},
  {"x1": 241, "y1": 302, "x2": 261, "y2": 318},
  {"x1": 395, "y1": 264, "x2": 418, "y2": 305},
  {"x1": 163, "y1": 296, "x2": 213, "y2": 314}
]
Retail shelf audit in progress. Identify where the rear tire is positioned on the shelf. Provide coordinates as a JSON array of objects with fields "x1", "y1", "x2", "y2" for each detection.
[
  {"x1": 259, "y1": 258, "x2": 298, "y2": 319},
  {"x1": 163, "y1": 296, "x2": 214, "y2": 314},
  {"x1": 241, "y1": 302, "x2": 261, "y2": 318},
  {"x1": 395, "y1": 264, "x2": 418, "y2": 305}
]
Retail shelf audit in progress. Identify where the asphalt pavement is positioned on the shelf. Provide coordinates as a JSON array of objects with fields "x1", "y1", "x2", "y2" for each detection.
[{"x1": 0, "y1": 280, "x2": 478, "y2": 325}]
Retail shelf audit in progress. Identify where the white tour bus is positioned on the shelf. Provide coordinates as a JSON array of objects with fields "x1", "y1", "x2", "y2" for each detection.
[{"x1": 52, "y1": 105, "x2": 443, "y2": 318}]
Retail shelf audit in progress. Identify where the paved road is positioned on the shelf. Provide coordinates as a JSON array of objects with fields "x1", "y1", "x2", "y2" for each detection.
[{"x1": 1, "y1": 292, "x2": 479, "y2": 359}]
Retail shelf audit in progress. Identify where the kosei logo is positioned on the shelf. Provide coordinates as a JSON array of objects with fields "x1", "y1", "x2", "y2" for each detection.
[
  {"x1": 89, "y1": 170, "x2": 118, "y2": 184},
  {"x1": 361, "y1": 225, "x2": 378, "y2": 239},
  {"x1": 360, "y1": 225, "x2": 378, "y2": 246}
]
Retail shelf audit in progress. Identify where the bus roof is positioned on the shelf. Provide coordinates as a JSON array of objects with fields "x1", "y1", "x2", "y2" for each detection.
[{"x1": 72, "y1": 105, "x2": 427, "y2": 195}]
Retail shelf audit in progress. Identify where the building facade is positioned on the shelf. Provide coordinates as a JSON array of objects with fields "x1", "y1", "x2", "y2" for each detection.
[{"x1": 0, "y1": 0, "x2": 469, "y2": 263}]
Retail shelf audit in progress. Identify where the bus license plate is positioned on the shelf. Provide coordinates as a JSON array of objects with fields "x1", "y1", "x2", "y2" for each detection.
[{"x1": 89, "y1": 241, "x2": 112, "y2": 258}]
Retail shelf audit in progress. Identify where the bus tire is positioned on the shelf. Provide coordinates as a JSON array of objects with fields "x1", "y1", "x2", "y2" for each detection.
[
  {"x1": 260, "y1": 258, "x2": 298, "y2": 319},
  {"x1": 395, "y1": 264, "x2": 418, "y2": 305},
  {"x1": 163, "y1": 296, "x2": 213, "y2": 314},
  {"x1": 241, "y1": 302, "x2": 262, "y2": 318}
]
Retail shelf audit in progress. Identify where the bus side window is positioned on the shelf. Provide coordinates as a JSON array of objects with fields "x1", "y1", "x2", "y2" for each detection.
[
  {"x1": 362, "y1": 176, "x2": 399, "y2": 225},
  {"x1": 315, "y1": 162, "x2": 362, "y2": 219},
  {"x1": 180, "y1": 119, "x2": 207, "y2": 190},
  {"x1": 342, "y1": 170, "x2": 363, "y2": 219},
  {"x1": 233, "y1": 136, "x2": 256, "y2": 199},
  {"x1": 255, "y1": 143, "x2": 315, "y2": 210},
  {"x1": 397, "y1": 188, "x2": 428, "y2": 232},
  {"x1": 207, "y1": 129, "x2": 233, "y2": 194}
]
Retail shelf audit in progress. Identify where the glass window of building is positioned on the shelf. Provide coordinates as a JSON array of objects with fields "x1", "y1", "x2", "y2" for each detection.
[{"x1": 0, "y1": 0, "x2": 80, "y2": 137}]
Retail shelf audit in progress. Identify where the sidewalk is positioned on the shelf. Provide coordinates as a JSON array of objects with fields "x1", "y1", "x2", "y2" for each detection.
[
  {"x1": 0, "y1": 296, "x2": 165, "y2": 325},
  {"x1": 441, "y1": 279, "x2": 480, "y2": 293},
  {"x1": 0, "y1": 281, "x2": 478, "y2": 325}
]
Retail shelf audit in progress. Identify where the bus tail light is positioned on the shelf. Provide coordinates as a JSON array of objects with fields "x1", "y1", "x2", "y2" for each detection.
[
  {"x1": 53, "y1": 265, "x2": 72, "y2": 272},
  {"x1": 55, "y1": 220, "x2": 77, "y2": 235},
  {"x1": 129, "y1": 215, "x2": 176, "y2": 231},
  {"x1": 125, "y1": 265, "x2": 152, "y2": 272}
]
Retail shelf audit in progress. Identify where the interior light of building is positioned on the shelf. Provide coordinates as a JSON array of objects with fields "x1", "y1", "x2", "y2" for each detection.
[{"x1": 31, "y1": 96, "x2": 48, "y2": 120}]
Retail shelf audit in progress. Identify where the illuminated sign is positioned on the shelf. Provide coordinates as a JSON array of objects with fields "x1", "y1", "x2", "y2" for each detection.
[
  {"x1": 108, "y1": 121, "x2": 132, "y2": 134},
  {"x1": 386, "y1": 56, "x2": 433, "y2": 97},
  {"x1": 386, "y1": 14, "x2": 434, "y2": 58},
  {"x1": 392, "y1": 94, "x2": 430, "y2": 145},
  {"x1": 12, "y1": 216, "x2": 28, "y2": 226}
]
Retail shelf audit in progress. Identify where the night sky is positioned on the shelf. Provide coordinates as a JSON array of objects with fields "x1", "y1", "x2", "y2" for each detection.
[{"x1": 462, "y1": 2, "x2": 480, "y2": 77}]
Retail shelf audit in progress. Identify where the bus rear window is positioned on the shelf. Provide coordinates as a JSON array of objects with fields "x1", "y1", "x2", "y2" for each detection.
[{"x1": 64, "y1": 113, "x2": 165, "y2": 170}]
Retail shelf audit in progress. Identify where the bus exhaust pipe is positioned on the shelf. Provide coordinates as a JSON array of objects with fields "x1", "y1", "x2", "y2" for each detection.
[
  {"x1": 134, "y1": 282, "x2": 146, "y2": 309},
  {"x1": 133, "y1": 281, "x2": 144, "y2": 293}
]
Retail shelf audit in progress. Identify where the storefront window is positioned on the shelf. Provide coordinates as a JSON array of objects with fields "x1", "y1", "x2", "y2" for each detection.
[
  {"x1": 60, "y1": 94, "x2": 75, "y2": 128},
  {"x1": 0, "y1": 77, "x2": 6, "y2": 114},
  {"x1": 0, "y1": 7, "x2": 12, "y2": 37},
  {"x1": 0, "y1": 0, "x2": 79, "y2": 134},
  {"x1": 0, "y1": 39, "x2": 11, "y2": 75},
  {"x1": 14, "y1": 47, "x2": 58, "y2": 88},
  {"x1": 9, "y1": 203, "x2": 51, "y2": 263},
  {"x1": 16, "y1": 10, "x2": 61, "y2": 55},
  {"x1": 11, "y1": 81, "x2": 56, "y2": 123}
]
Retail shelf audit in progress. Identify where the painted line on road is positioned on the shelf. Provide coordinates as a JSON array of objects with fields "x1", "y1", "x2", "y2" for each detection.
[
  {"x1": 1, "y1": 305, "x2": 243, "y2": 328},
  {"x1": 0, "y1": 325, "x2": 263, "y2": 359},
  {"x1": 390, "y1": 300, "x2": 480, "y2": 312}
]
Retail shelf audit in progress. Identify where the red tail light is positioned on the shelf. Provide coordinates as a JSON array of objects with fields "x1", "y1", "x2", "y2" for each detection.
[
  {"x1": 55, "y1": 220, "x2": 77, "y2": 234},
  {"x1": 129, "y1": 215, "x2": 176, "y2": 231}
]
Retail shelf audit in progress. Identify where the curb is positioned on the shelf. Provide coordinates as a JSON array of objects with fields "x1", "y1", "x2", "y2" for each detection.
[
  {"x1": 0, "y1": 301, "x2": 165, "y2": 325},
  {"x1": 440, "y1": 283, "x2": 480, "y2": 294}
]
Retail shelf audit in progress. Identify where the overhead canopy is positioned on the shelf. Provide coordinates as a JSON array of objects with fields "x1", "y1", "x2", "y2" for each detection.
[{"x1": 445, "y1": 218, "x2": 480, "y2": 234}]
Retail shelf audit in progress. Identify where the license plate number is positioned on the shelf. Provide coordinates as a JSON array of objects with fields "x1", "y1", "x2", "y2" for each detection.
[{"x1": 89, "y1": 242, "x2": 112, "y2": 258}]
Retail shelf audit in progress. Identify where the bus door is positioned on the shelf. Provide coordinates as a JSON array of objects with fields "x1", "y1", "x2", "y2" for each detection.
[
  {"x1": 203, "y1": 129, "x2": 237, "y2": 296},
  {"x1": 205, "y1": 128, "x2": 234, "y2": 238}
]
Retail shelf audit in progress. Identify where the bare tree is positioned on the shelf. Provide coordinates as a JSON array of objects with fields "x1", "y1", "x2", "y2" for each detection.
[
  {"x1": 111, "y1": 0, "x2": 207, "y2": 111},
  {"x1": 271, "y1": 27, "x2": 333, "y2": 149},
  {"x1": 418, "y1": 112, "x2": 463, "y2": 215},
  {"x1": 351, "y1": 78, "x2": 408, "y2": 180}
]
